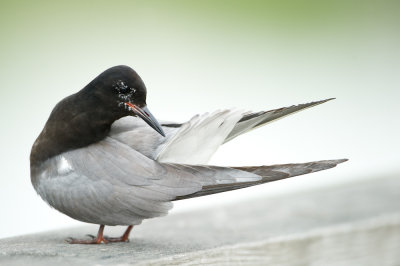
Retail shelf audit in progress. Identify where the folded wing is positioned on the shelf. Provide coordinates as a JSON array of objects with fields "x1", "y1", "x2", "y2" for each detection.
[
  {"x1": 36, "y1": 137, "x2": 346, "y2": 226},
  {"x1": 175, "y1": 159, "x2": 347, "y2": 200},
  {"x1": 37, "y1": 138, "x2": 260, "y2": 226}
]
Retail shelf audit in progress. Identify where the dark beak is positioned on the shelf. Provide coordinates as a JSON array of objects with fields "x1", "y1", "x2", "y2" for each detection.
[{"x1": 125, "y1": 103, "x2": 166, "y2": 137}]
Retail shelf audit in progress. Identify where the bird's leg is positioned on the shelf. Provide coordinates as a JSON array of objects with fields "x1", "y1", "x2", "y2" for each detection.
[
  {"x1": 66, "y1": 225, "x2": 108, "y2": 244},
  {"x1": 103, "y1": 225, "x2": 133, "y2": 243}
]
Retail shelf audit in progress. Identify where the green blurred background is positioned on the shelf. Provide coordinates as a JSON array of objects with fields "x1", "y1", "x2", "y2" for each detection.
[{"x1": 0, "y1": 0, "x2": 399, "y2": 238}]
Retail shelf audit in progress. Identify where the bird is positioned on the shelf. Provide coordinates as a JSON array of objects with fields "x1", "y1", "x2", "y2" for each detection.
[{"x1": 30, "y1": 65, "x2": 347, "y2": 244}]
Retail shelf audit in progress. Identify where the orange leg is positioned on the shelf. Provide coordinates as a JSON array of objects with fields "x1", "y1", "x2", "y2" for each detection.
[{"x1": 103, "y1": 225, "x2": 133, "y2": 243}]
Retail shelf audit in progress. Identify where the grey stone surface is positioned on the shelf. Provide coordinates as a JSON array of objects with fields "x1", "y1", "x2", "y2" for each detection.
[{"x1": 1, "y1": 175, "x2": 399, "y2": 265}]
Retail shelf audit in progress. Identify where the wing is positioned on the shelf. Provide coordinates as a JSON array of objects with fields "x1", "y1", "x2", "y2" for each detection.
[
  {"x1": 224, "y1": 98, "x2": 334, "y2": 143},
  {"x1": 34, "y1": 137, "x2": 261, "y2": 226},
  {"x1": 34, "y1": 137, "x2": 347, "y2": 226},
  {"x1": 110, "y1": 99, "x2": 333, "y2": 165},
  {"x1": 175, "y1": 159, "x2": 347, "y2": 200}
]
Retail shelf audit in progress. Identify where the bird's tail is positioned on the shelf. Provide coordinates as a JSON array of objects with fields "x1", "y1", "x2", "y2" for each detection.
[{"x1": 174, "y1": 159, "x2": 347, "y2": 200}]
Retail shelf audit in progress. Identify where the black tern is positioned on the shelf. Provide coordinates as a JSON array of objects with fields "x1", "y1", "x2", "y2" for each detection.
[{"x1": 30, "y1": 65, "x2": 347, "y2": 244}]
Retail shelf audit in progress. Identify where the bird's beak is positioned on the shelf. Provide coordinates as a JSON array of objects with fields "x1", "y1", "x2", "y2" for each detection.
[{"x1": 125, "y1": 103, "x2": 166, "y2": 137}]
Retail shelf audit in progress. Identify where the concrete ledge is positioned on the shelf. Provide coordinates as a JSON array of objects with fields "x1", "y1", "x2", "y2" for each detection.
[
  {"x1": 140, "y1": 215, "x2": 400, "y2": 266},
  {"x1": 1, "y1": 175, "x2": 399, "y2": 265}
]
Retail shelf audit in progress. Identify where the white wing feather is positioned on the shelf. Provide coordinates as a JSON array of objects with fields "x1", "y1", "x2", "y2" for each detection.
[{"x1": 156, "y1": 109, "x2": 246, "y2": 164}]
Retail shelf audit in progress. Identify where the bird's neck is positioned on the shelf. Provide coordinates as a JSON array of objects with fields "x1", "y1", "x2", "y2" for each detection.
[{"x1": 30, "y1": 92, "x2": 122, "y2": 167}]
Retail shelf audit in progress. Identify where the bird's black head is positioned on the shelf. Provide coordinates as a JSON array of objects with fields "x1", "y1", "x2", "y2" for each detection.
[
  {"x1": 31, "y1": 65, "x2": 165, "y2": 168},
  {"x1": 88, "y1": 65, "x2": 165, "y2": 136}
]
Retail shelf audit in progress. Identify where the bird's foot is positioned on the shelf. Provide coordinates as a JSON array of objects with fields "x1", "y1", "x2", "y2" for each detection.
[
  {"x1": 65, "y1": 225, "x2": 133, "y2": 244},
  {"x1": 66, "y1": 225, "x2": 108, "y2": 244},
  {"x1": 66, "y1": 234, "x2": 108, "y2": 244}
]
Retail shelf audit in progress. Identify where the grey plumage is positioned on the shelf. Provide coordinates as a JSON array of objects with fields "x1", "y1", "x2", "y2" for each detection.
[
  {"x1": 33, "y1": 137, "x2": 260, "y2": 225},
  {"x1": 32, "y1": 99, "x2": 346, "y2": 227}
]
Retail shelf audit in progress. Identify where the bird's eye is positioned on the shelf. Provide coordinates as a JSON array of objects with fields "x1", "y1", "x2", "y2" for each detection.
[
  {"x1": 120, "y1": 86, "x2": 129, "y2": 93},
  {"x1": 114, "y1": 80, "x2": 132, "y2": 94}
]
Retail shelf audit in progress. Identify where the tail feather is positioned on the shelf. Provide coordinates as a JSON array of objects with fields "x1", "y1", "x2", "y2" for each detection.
[
  {"x1": 224, "y1": 98, "x2": 335, "y2": 143},
  {"x1": 174, "y1": 159, "x2": 347, "y2": 200}
]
